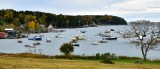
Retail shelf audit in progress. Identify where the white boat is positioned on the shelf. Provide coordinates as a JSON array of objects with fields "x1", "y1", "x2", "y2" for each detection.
[
  {"x1": 104, "y1": 30, "x2": 110, "y2": 33},
  {"x1": 24, "y1": 45, "x2": 36, "y2": 48},
  {"x1": 46, "y1": 38, "x2": 51, "y2": 42},
  {"x1": 70, "y1": 38, "x2": 78, "y2": 43},
  {"x1": 53, "y1": 34, "x2": 64, "y2": 38},
  {"x1": 91, "y1": 41, "x2": 98, "y2": 45},
  {"x1": 78, "y1": 35, "x2": 86, "y2": 40},
  {"x1": 71, "y1": 43, "x2": 80, "y2": 47},
  {"x1": 80, "y1": 30, "x2": 87, "y2": 33},
  {"x1": 28, "y1": 36, "x2": 35, "y2": 40},
  {"x1": 103, "y1": 37, "x2": 117, "y2": 40},
  {"x1": 28, "y1": 36, "x2": 42, "y2": 41},
  {"x1": 75, "y1": 33, "x2": 87, "y2": 40}
]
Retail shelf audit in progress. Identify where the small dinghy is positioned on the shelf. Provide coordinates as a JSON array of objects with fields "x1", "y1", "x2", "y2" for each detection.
[
  {"x1": 91, "y1": 41, "x2": 98, "y2": 45},
  {"x1": 17, "y1": 40, "x2": 22, "y2": 43},
  {"x1": 24, "y1": 45, "x2": 36, "y2": 48}
]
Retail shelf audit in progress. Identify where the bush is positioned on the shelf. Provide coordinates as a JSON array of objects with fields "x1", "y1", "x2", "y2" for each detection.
[
  {"x1": 148, "y1": 59, "x2": 160, "y2": 62},
  {"x1": 118, "y1": 56, "x2": 142, "y2": 60},
  {"x1": 101, "y1": 58, "x2": 115, "y2": 64},
  {"x1": 101, "y1": 53, "x2": 117, "y2": 60},
  {"x1": 0, "y1": 53, "x2": 50, "y2": 59},
  {"x1": 59, "y1": 43, "x2": 74, "y2": 55},
  {"x1": 95, "y1": 53, "x2": 101, "y2": 59}
]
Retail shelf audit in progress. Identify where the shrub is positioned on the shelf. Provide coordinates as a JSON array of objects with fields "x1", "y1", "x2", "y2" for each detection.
[
  {"x1": 0, "y1": 53, "x2": 50, "y2": 59},
  {"x1": 101, "y1": 53, "x2": 117, "y2": 60},
  {"x1": 101, "y1": 58, "x2": 115, "y2": 64},
  {"x1": 95, "y1": 53, "x2": 101, "y2": 59},
  {"x1": 118, "y1": 56, "x2": 142, "y2": 60},
  {"x1": 149, "y1": 59, "x2": 160, "y2": 62},
  {"x1": 59, "y1": 43, "x2": 74, "y2": 56}
]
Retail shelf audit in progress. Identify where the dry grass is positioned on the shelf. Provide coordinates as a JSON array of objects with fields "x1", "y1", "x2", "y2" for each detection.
[{"x1": 0, "y1": 56, "x2": 160, "y2": 69}]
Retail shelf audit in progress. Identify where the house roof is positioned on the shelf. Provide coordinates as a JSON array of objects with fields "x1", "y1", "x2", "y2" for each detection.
[{"x1": 5, "y1": 28, "x2": 13, "y2": 31}]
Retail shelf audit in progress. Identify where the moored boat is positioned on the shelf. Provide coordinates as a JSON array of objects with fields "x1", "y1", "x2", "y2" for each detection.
[
  {"x1": 71, "y1": 43, "x2": 80, "y2": 47},
  {"x1": 33, "y1": 42, "x2": 41, "y2": 46},
  {"x1": 110, "y1": 29, "x2": 115, "y2": 31},
  {"x1": 78, "y1": 35, "x2": 86, "y2": 40},
  {"x1": 70, "y1": 38, "x2": 78, "y2": 43},
  {"x1": 54, "y1": 34, "x2": 64, "y2": 38},
  {"x1": 28, "y1": 36, "x2": 35, "y2": 40},
  {"x1": 46, "y1": 38, "x2": 51, "y2": 42},
  {"x1": 28, "y1": 35, "x2": 42, "y2": 41},
  {"x1": 91, "y1": 41, "x2": 98, "y2": 45},
  {"x1": 34, "y1": 36, "x2": 42, "y2": 41},
  {"x1": 17, "y1": 40, "x2": 22, "y2": 43},
  {"x1": 103, "y1": 37, "x2": 117, "y2": 40},
  {"x1": 98, "y1": 40, "x2": 108, "y2": 43},
  {"x1": 24, "y1": 45, "x2": 36, "y2": 48},
  {"x1": 80, "y1": 30, "x2": 87, "y2": 33}
]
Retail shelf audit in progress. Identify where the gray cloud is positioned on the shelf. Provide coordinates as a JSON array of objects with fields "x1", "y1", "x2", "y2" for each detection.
[{"x1": 0, "y1": 0, "x2": 160, "y2": 22}]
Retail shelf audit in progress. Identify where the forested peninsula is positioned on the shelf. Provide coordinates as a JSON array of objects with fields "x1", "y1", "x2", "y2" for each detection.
[{"x1": 0, "y1": 9, "x2": 127, "y2": 31}]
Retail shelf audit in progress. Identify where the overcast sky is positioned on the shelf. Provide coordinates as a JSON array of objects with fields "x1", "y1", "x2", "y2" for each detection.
[{"x1": 0, "y1": 0, "x2": 160, "y2": 22}]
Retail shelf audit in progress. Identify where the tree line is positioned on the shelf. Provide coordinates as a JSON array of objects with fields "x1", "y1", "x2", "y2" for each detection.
[{"x1": 0, "y1": 9, "x2": 127, "y2": 32}]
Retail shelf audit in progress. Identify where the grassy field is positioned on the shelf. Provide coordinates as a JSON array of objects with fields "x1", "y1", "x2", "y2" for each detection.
[{"x1": 0, "y1": 56, "x2": 160, "y2": 69}]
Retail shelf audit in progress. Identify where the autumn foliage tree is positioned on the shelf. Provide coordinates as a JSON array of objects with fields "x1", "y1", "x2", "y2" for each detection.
[
  {"x1": 12, "y1": 17, "x2": 20, "y2": 26},
  {"x1": 35, "y1": 21, "x2": 40, "y2": 31},
  {"x1": 0, "y1": 25, "x2": 4, "y2": 32},
  {"x1": 28, "y1": 21, "x2": 35, "y2": 31},
  {"x1": 3, "y1": 9, "x2": 13, "y2": 24}
]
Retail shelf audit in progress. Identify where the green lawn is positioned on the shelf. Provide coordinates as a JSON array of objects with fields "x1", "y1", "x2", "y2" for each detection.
[{"x1": 0, "y1": 56, "x2": 160, "y2": 69}]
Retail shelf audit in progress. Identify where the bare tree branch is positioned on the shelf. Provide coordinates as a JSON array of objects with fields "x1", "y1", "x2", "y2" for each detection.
[{"x1": 126, "y1": 20, "x2": 160, "y2": 61}]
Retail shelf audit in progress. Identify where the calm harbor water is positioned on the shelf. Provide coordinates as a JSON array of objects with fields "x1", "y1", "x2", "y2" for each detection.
[{"x1": 0, "y1": 25, "x2": 160, "y2": 60}]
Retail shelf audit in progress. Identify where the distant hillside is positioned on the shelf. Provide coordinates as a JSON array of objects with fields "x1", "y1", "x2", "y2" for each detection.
[{"x1": 0, "y1": 9, "x2": 127, "y2": 29}]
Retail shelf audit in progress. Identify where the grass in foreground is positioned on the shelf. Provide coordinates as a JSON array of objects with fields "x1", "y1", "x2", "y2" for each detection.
[{"x1": 0, "y1": 56, "x2": 160, "y2": 69}]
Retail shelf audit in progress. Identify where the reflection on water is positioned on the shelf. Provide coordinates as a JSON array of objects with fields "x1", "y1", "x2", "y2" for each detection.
[{"x1": 0, "y1": 25, "x2": 160, "y2": 59}]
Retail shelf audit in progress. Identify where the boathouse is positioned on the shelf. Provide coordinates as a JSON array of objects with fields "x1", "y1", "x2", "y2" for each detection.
[{"x1": 5, "y1": 28, "x2": 20, "y2": 38}]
